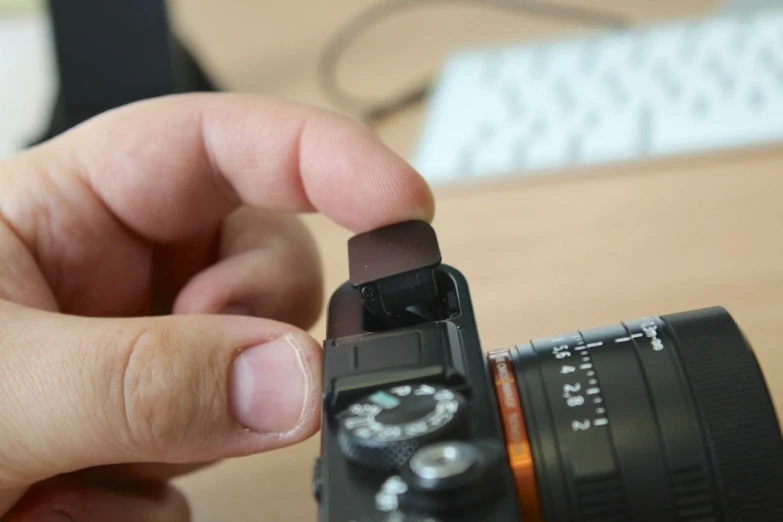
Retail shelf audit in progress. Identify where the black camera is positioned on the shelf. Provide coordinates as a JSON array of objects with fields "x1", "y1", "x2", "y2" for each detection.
[{"x1": 312, "y1": 220, "x2": 783, "y2": 522}]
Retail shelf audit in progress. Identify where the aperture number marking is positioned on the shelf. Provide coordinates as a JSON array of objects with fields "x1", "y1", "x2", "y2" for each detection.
[
  {"x1": 548, "y1": 337, "x2": 610, "y2": 432},
  {"x1": 563, "y1": 382, "x2": 584, "y2": 407},
  {"x1": 553, "y1": 344, "x2": 571, "y2": 359}
]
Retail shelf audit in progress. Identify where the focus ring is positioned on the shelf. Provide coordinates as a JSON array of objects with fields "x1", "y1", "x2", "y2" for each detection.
[{"x1": 662, "y1": 307, "x2": 783, "y2": 521}]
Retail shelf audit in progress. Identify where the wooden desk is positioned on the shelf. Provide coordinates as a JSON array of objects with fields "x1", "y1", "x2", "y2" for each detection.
[{"x1": 167, "y1": 1, "x2": 783, "y2": 520}]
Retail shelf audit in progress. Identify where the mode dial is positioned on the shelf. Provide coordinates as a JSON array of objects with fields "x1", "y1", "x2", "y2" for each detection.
[{"x1": 337, "y1": 383, "x2": 467, "y2": 470}]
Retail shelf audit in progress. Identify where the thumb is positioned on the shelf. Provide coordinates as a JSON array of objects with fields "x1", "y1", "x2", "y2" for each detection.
[{"x1": 0, "y1": 299, "x2": 321, "y2": 489}]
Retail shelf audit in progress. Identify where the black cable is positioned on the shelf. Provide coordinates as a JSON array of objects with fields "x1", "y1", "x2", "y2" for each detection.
[{"x1": 318, "y1": 0, "x2": 631, "y2": 126}]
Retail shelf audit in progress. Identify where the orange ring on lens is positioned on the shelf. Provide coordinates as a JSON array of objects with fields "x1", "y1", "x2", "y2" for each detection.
[{"x1": 488, "y1": 349, "x2": 543, "y2": 522}]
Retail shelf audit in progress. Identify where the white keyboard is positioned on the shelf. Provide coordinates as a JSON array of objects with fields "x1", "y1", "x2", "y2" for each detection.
[{"x1": 413, "y1": 8, "x2": 783, "y2": 185}]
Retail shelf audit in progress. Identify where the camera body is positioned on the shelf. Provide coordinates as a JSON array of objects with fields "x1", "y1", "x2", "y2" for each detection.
[
  {"x1": 312, "y1": 220, "x2": 783, "y2": 522},
  {"x1": 313, "y1": 220, "x2": 521, "y2": 521}
]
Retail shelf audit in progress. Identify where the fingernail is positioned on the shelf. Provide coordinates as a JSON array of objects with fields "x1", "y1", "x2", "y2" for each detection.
[
  {"x1": 220, "y1": 303, "x2": 256, "y2": 316},
  {"x1": 230, "y1": 336, "x2": 307, "y2": 433},
  {"x1": 44, "y1": 511, "x2": 75, "y2": 522}
]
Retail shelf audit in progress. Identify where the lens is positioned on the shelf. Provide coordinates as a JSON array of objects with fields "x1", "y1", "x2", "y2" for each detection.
[{"x1": 488, "y1": 306, "x2": 783, "y2": 522}]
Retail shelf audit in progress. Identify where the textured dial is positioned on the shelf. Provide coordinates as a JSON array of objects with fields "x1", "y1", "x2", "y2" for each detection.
[{"x1": 338, "y1": 383, "x2": 466, "y2": 470}]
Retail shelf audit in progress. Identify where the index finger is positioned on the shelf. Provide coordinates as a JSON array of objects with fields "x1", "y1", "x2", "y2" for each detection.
[{"x1": 40, "y1": 93, "x2": 435, "y2": 240}]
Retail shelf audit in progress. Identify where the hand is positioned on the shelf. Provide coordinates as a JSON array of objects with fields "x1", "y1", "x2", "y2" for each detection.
[{"x1": 0, "y1": 93, "x2": 434, "y2": 521}]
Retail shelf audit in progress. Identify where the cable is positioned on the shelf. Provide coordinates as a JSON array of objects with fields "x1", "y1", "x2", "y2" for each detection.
[{"x1": 318, "y1": 0, "x2": 631, "y2": 126}]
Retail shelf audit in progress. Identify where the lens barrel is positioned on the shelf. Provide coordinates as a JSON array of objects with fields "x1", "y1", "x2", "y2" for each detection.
[{"x1": 498, "y1": 306, "x2": 783, "y2": 522}]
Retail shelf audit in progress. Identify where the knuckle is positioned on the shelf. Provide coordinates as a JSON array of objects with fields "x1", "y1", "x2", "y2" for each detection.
[{"x1": 113, "y1": 321, "x2": 224, "y2": 454}]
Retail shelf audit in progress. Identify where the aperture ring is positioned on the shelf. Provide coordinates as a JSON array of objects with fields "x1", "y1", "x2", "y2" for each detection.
[{"x1": 512, "y1": 334, "x2": 630, "y2": 522}]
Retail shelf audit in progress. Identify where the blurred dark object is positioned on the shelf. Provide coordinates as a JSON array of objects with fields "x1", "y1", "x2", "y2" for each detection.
[{"x1": 32, "y1": 0, "x2": 218, "y2": 144}]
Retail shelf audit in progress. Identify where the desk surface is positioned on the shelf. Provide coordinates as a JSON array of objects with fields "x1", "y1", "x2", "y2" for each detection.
[{"x1": 167, "y1": 1, "x2": 783, "y2": 520}]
